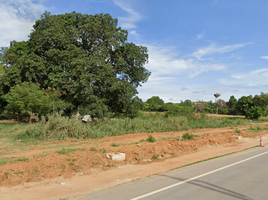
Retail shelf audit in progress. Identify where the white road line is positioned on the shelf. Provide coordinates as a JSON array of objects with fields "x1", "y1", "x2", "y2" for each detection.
[{"x1": 130, "y1": 150, "x2": 268, "y2": 200}]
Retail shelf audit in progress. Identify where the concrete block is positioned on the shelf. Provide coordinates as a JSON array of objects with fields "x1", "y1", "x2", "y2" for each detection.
[{"x1": 106, "y1": 153, "x2": 125, "y2": 161}]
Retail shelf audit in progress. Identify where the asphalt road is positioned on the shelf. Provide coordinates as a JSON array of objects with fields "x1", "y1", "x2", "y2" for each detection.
[{"x1": 80, "y1": 147, "x2": 268, "y2": 200}]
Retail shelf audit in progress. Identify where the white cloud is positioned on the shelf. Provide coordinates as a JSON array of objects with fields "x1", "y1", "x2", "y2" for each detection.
[
  {"x1": 145, "y1": 44, "x2": 226, "y2": 79},
  {"x1": 112, "y1": 0, "x2": 142, "y2": 29},
  {"x1": 192, "y1": 91, "x2": 206, "y2": 93},
  {"x1": 228, "y1": 54, "x2": 242, "y2": 60},
  {"x1": 196, "y1": 32, "x2": 205, "y2": 40},
  {"x1": 129, "y1": 30, "x2": 138, "y2": 37},
  {"x1": 261, "y1": 56, "x2": 268, "y2": 60},
  {"x1": 218, "y1": 68, "x2": 268, "y2": 86},
  {"x1": 192, "y1": 43, "x2": 253, "y2": 60},
  {"x1": 0, "y1": 0, "x2": 46, "y2": 47}
]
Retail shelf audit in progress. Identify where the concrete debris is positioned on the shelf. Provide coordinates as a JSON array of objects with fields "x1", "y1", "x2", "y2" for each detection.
[
  {"x1": 106, "y1": 153, "x2": 126, "y2": 161},
  {"x1": 233, "y1": 135, "x2": 242, "y2": 140}
]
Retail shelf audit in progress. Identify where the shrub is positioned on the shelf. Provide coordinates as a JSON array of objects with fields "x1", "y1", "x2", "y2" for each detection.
[
  {"x1": 152, "y1": 154, "x2": 159, "y2": 160},
  {"x1": 147, "y1": 135, "x2": 156, "y2": 143},
  {"x1": 246, "y1": 106, "x2": 264, "y2": 119},
  {"x1": 111, "y1": 143, "x2": 120, "y2": 147},
  {"x1": 164, "y1": 104, "x2": 195, "y2": 119},
  {"x1": 182, "y1": 133, "x2": 195, "y2": 140},
  {"x1": 234, "y1": 128, "x2": 241, "y2": 134}
]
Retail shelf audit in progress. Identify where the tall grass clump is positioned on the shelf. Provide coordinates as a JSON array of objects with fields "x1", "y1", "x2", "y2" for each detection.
[{"x1": 17, "y1": 111, "x2": 250, "y2": 140}]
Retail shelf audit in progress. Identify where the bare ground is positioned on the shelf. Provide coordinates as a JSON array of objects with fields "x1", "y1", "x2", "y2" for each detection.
[{"x1": 0, "y1": 123, "x2": 268, "y2": 200}]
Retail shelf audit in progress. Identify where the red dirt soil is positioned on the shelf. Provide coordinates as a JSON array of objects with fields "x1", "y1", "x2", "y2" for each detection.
[{"x1": 0, "y1": 123, "x2": 267, "y2": 200}]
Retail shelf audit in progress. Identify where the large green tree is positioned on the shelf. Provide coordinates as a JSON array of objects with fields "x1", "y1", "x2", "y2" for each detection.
[
  {"x1": 1, "y1": 12, "x2": 150, "y2": 117},
  {"x1": 236, "y1": 95, "x2": 254, "y2": 118},
  {"x1": 253, "y1": 92, "x2": 268, "y2": 115}
]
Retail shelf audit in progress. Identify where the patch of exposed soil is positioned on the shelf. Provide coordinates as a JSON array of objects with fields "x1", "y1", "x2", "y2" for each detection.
[{"x1": 0, "y1": 123, "x2": 267, "y2": 199}]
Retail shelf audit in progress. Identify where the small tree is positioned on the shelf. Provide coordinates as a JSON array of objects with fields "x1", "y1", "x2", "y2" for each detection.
[
  {"x1": 6, "y1": 82, "x2": 49, "y2": 121},
  {"x1": 227, "y1": 95, "x2": 237, "y2": 115},
  {"x1": 145, "y1": 96, "x2": 165, "y2": 111}
]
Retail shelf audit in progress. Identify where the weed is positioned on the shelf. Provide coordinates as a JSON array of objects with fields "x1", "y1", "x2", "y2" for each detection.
[
  {"x1": 234, "y1": 128, "x2": 241, "y2": 134},
  {"x1": 106, "y1": 164, "x2": 115, "y2": 167},
  {"x1": 152, "y1": 154, "x2": 159, "y2": 160},
  {"x1": 161, "y1": 137, "x2": 174, "y2": 141},
  {"x1": 55, "y1": 148, "x2": 84, "y2": 155},
  {"x1": 183, "y1": 133, "x2": 195, "y2": 140},
  {"x1": 90, "y1": 147, "x2": 97, "y2": 151},
  {"x1": 0, "y1": 160, "x2": 7, "y2": 166},
  {"x1": 14, "y1": 171, "x2": 24, "y2": 174},
  {"x1": 4, "y1": 172, "x2": 9, "y2": 176},
  {"x1": 248, "y1": 125, "x2": 263, "y2": 132},
  {"x1": 15, "y1": 157, "x2": 29, "y2": 162},
  {"x1": 147, "y1": 135, "x2": 156, "y2": 143},
  {"x1": 110, "y1": 143, "x2": 120, "y2": 147},
  {"x1": 31, "y1": 168, "x2": 39, "y2": 174},
  {"x1": 100, "y1": 148, "x2": 107, "y2": 154}
]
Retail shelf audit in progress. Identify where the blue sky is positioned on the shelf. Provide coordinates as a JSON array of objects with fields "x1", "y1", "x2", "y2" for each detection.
[{"x1": 1, "y1": 0, "x2": 268, "y2": 103}]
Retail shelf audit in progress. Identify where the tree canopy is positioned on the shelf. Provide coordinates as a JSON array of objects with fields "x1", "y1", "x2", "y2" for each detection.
[
  {"x1": 144, "y1": 96, "x2": 165, "y2": 111},
  {"x1": 1, "y1": 12, "x2": 150, "y2": 117},
  {"x1": 6, "y1": 82, "x2": 49, "y2": 116},
  {"x1": 235, "y1": 95, "x2": 254, "y2": 118}
]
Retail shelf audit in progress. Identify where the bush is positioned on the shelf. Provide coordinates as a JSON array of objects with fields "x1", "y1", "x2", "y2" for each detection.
[
  {"x1": 147, "y1": 135, "x2": 156, "y2": 143},
  {"x1": 246, "y1": 106, "x2": 264, "y2": 119},
  {"x1": 164, "y1": 104, "x2": 195, "y2": 119},
  {"x1": 182, "y1": 133, "x2": 195, "y2": 140}
]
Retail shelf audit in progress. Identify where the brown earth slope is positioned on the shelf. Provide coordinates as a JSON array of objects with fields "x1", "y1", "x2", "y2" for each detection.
[{"x1": 0, "y1": 123, "x2": 267, "y2": 200}]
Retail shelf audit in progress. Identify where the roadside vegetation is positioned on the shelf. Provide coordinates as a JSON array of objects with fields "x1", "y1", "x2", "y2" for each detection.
[
  {"x1": 13, "y1": 111, "x2": 251, "y2": 141},
  {"x1": 0, "y1": 11, "x2": 268, "y2": 143}
]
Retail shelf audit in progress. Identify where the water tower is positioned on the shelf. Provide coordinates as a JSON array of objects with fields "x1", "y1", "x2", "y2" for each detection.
[{"x1": 214, "y1": 93, "x2": 220, "y2": 114}]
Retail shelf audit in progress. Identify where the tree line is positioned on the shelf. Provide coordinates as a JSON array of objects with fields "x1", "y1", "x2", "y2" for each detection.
[{"x1": 143, "y1": 94, "x2": 268, "y2": 119}]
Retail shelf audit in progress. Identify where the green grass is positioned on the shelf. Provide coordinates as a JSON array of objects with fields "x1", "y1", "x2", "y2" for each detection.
[
  {"x1": 248, "y1": 125, "x2": 263, "y2": 132},
  {"x1": 110, "y1": 143, "x2": 120, "y2": 147},
  {"x1": 0, "y1": 157, "x2": 29, "y2": 166},
  {"x1": 234, "y1": 128, "x2": 241, "y2": 134},
  {"x1": 54, "y1": 148, "x2": 85, "y2": 155},
  {"x1": 14, "y1": 112, "x2": 251, "y2": 141},
  {"x1": 161, "y1": 137, "x2": 174, "y2": 141},
  {"x1": 176, "y1": 133, "x2": 199, "y2": 141},
  {"x1": 100, "y1": 148, "x2": 107, "y2": 154}
]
